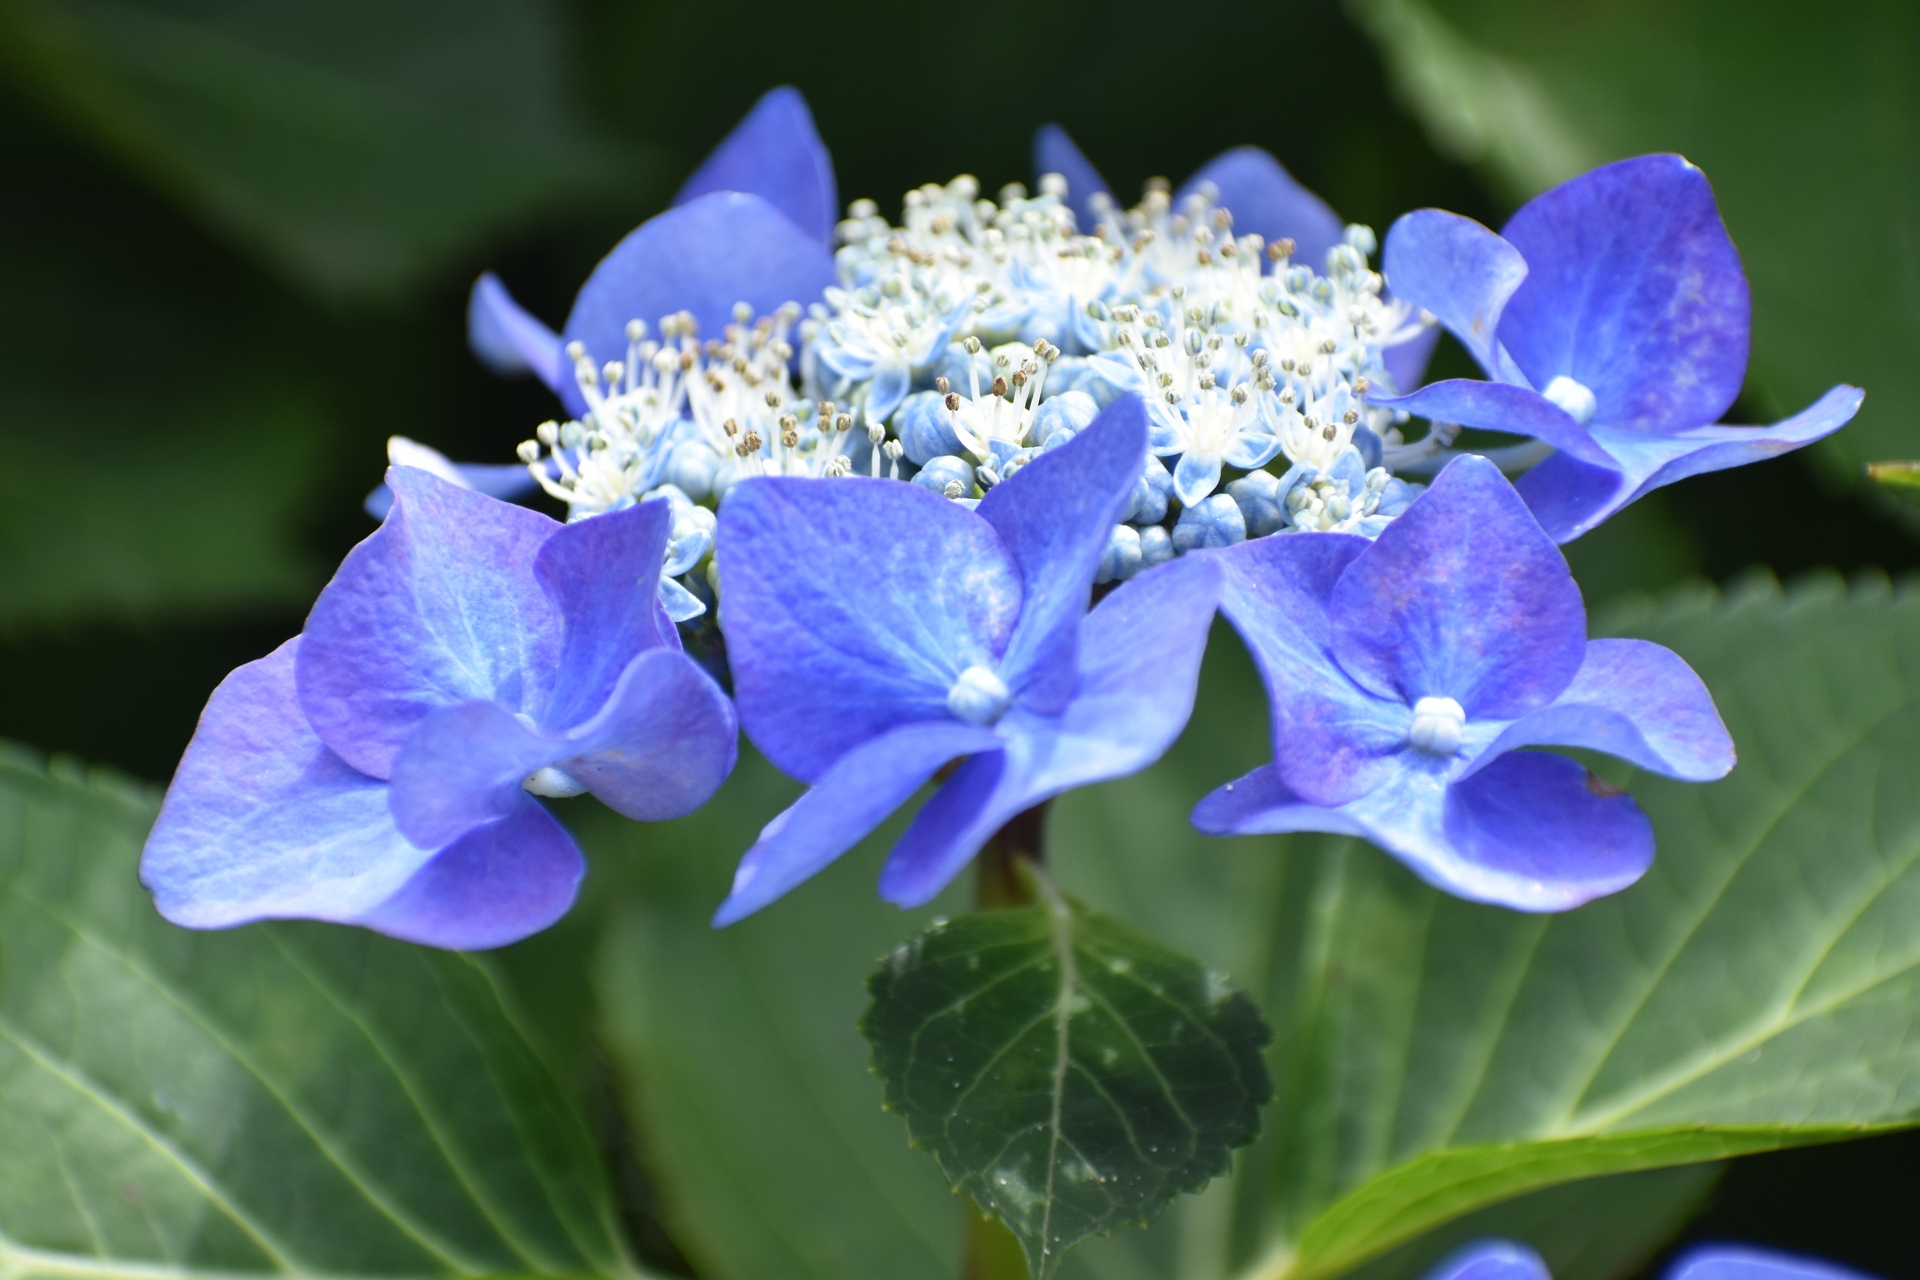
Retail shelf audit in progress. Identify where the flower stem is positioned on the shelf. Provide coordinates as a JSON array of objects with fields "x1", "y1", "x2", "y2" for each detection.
[
  {"x1": 974, "y1": 801, "x2": 1049, "y2": 909},
  {"x1": 962, "y1": 801, "x2": 1052, "y2": 1280}
]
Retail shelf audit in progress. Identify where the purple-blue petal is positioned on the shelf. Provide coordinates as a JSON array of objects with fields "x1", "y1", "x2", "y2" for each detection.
[
  {"x1": 1499, "y1": 154, "x2": 1750, "y2": 434},
  {"x1": 876, "y1": 748, "x2": 1017, "y2": 908},
  {"x1": 1381, "y1": 324, "x2": 1440, "y2": 394},
  {"x1": 1331, "y1": 455, "x2": 1587, "y2": 721},
  {"x1": 535, "y1": 499, "x2": 677, "y2": 731},
  {"x1": 1191, "y1": 765, "x2": 1371, "y2": 840},
  {"x1": 717, "y1": 475, "x2": 1023, "y2": 782},
  {"x1": 713, "y1": 720, "x2": 1001, "y2": 926},
  {"x1": 1480, "y1": 638, "x2": 1733, "y2": 782},
  {"x1": 467, "y1": 271, "x2": 565, "y2": 391},
  {"x1": 387, "y1": 700, "x2": 551, "y2": 850},
  {"x1": 1381, "y1": 209, "x2": 1528, "y2": 375},
  {"x1": 557, "y1": 647, "x2": 738, "y2": 821},
  {"x1": 1373, "y1": 380, "x2": 1619, "y2": 469},
  {"x1": 142, "y1": 639, "x2": 434, "y2": 930},
  {"x1": 355, "y1": 797, "x2": 584, "y2": 950},
  {"x1": 1518, "y1": 384, "x2": 1864, "y2": 543},
  {"x1": 1214, "y1": 531, "x2": 1407, "y2": 807},
  {"x1": 299, "y1": 467, "x2": 562, "y2": 779},
  {"x1": 1180, "y1": 147, "x2": 1345, "y2": 270},
  {"x1": 673, "y1": 86, "x2": 837, "y2": 246},
  {"x1": 877, "y1": 554, "x2": 1223, "y2": 909},
  {"x1": 1420, "y1": 1241, "x2": 1553, "y2": 1280},
  {"x1": 976, "y1": 393, "x2": 1147, "y2": 712},
  {"x1": 560, "y1": 192, "x2": 836, "y2": 417},
  {"x1": 1667, "y1": 1247, "x2": 1880, "y2": 1280},
  {"x1": 1032, "y1": 124, "x2": 1112, "y2": 231}
]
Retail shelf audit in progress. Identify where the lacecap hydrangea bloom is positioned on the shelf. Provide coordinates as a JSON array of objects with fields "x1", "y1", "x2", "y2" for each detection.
[{"x1": 141, "y1": 471, "x2": 737, "y2": 949}]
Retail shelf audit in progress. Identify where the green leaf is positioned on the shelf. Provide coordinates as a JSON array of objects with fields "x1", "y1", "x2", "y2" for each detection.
[
  {"x1": 861, "y1": 875, "x2": 1272, "y2": 1279},
  {"x1": 1043, "y1": 579, "x2": 1920, "y2": 1280},
  {"x1": 0, "y1": 744, "x2": 639, "y2": 1278},
  {"x1": 581, "y1": 755, "x2": 966, "y2": 1280},
  {"x1": 1349, "y1": 0, "x2": 1920, "y2": 473},
  {"x1": 0, "y1": 0, "x2": 652, "y2": 300}
]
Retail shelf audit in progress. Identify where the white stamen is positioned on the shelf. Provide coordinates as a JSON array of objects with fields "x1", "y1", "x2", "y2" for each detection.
[
  {"x1": 947, "y1": 665, "x2": 1011, "y2": 725},
  {"x1": 524, "y1": 765, "x2": 590, "y2": 798},
  {"x1": 1543, "y1": 375, "x2": 1598, "y2": 425}
]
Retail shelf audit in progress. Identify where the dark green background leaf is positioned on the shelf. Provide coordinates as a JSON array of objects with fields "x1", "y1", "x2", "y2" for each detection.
[
  {"x1": 863, "y1": 884, "x2": 1271, "y2": 1278},
  {"x1": 0, "y1": 0, "x2": 653, "y2": 301},
  {"x1": 0, "y1": 744, "x2": 639, "y2": 1278},
  {"x1": 1350, "y1": 0, "x2": 1920, "y2": 476}
]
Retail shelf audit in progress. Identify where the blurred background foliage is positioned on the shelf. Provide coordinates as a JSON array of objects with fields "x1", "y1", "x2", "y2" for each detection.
[{"x1": 0, "y1": 0, "x2": 1913, "y2": 1275}]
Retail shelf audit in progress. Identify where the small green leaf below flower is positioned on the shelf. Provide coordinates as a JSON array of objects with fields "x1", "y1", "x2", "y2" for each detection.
[{"x1": 861, "y1": 871, "x2": 1273, "y2": 1279}]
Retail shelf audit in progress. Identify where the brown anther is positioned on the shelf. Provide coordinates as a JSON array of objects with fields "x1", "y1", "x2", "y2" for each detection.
[
  {"x1": 834, "y1": 413, "x2": 853, "y2": 432},
  {"x1": 936, "y1": 376, "x2": 951, "y2": 393},
  {"x1": 1196, "y1": 249, "x2": 1213, "y2": 266},
  {"x1": 1354, "y1": 377, "x2": 1371, "y2": 395},
  {"x1": 722, "y1": 417, "x2": 739, "y2": 436},
  {"x1": 1268, "y1": 237, "x2": 1296, "y2": 261},
  {"x1": 742, "y1": 430, "x2": 763, "y2": 453},
  {"x1": 765, "y1": 390, "x2": 782, "y2": 408},
  {"x1": 992, "y1": 375, "x2": 1008, "y2": 398},
  {"x1": 1322, "y1": 424, "x2": 1337, "y2": 441},
  {"x1": 1344, "y1": 410, "x2": 1359, "y2": 425}
]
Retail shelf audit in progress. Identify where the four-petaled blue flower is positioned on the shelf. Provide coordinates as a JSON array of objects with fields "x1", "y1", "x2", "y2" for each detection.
[
  {"x1": 1373, "y1": 154, "x2": 1864, "y2": 542},
  {"x1": 141, "y1": 468, "x2": 738, "y2": 949},
  {"x1": 1193, "y1": 453, "x2": 1734, "y2": 910},
  {"x1": 710, "y1": 394, "x2": 1222, "y2": 923},
  {"x1": 1423, "y1": 1240, "x2": 1878, "y2": 1280}
]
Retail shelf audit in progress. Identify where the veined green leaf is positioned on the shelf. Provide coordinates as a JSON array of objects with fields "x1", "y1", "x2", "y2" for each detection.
[
  {"x1": 862, "y1": 876, "x2": 1271, "y2": 1278},
  {"x1": 0, "y1": 745, "x2": 639, "y2": 1279}
]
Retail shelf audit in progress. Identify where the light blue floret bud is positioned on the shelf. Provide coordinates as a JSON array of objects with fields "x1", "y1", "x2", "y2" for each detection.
[
  {"x1": 662, "y1": 504, "x2": 716, "y2": 576},
  {"x1": 1172, "y1": 493, "x2": 1247, "y2": 552},
  {"x1": 663, "y1": 441, "x2": 722, "y2": 501},
  {"x1": 1137, "y1": 523, "x2": 1173, "y2": 570},
  {"x1": 946, "y1": 664, "x2": 1012, "y2": 725},
  {"x1": 1226, "y1": 468, "x2": 1288, "y2": 538},
  {"x1": 911, "y1": 454, "x2": 976, "y2": 497},
  {"x1": 1032, "y1": 390, "x2": 1099, "y2": 447},
  {"x1": 1094, "y1": 524, "x2": 1142, "y2": 584},
  {"x1": 1124, "y1": 454, "x2": 1173, "y2": 524},
  {"x1": 895, "y1": 390, "x2": 966, "y2": 464}
]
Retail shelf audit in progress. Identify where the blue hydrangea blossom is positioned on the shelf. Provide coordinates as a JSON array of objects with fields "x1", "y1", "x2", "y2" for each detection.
[
  {"x1": 141, "y1": 468, "x2": 738, "y2": 949},
  {"x1": 1193, "y1": 454, "x2": 1733, "y2": 910},
  {"x1": 711, "y1": 394, "x2": 1222, "y2": 923},
  {"x1": 1372, "y1": 154, "x2": 1864, "y2": 541}
]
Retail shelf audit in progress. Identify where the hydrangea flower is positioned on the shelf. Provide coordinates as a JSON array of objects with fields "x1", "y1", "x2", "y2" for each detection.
[
  {"x1": 1193, "y1": 453, "x2": 1733, "y2": 910},
  {"x1": 141, "y1": 468, "x2": 738, "y2": 949},
  {"x1": 1422, "y1": 1240, "x2": 1878, "y2": 1280},
  {"x1": 710, "y1": 394, "x2": 1222, "y2": 923},
  {"x1": 1372, "y1": 154, "x2": 1864, "y2": 541}
]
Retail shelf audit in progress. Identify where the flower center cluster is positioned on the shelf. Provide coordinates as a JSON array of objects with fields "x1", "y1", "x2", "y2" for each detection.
[{"x1": 1407, "y1": 696, "x2": 1466, "y2": 755}]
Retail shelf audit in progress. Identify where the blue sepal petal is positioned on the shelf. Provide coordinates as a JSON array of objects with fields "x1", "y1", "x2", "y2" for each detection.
[
  {"x1": 1498, "y1": 154, "x2": 1750, "y2": 434},
  {"x1": 300, "y1": 467, "x2": 562, "y2": 779},
  {"x1": 1667, "y1": 1247, "x2": 1881, "y2": 1280},
  {"x1": 561, "y1": 192, "x2": 836, "y2": 417},
  {"x1": 714, "y1": 720, "x2": 1002, "y2": 926},
  {"x1": 467, "y1": 271, "x2": 565, "y2": 390},
  {"x1": 356, "y1": 798, "x2": 584, "y2": 951},
  {"x1": 1032, "y1": 124, "x2": 1112, "y2": 231},
  {"x1": 1179, "y1": 146, "x2": 1345, "y2": 271},
  {"x1": 1373, "y1": 379, "x2": 1620, "y2": 469},
  {"x1": 718, "y1": 475, "x2": 1023, "y2": 782},
  {"x1": 1331, "y1": 455, "x2": 1586, "y2": 721},
  {"x1": 1518, "y1": 384, "x2": 1864, "y2": 543},
  {"x1": 1381, "y1": 209, "x2": 1527, "y2": 376},
  {"x1": 673, "y1": 86, "x2": 837, "y2": 246},
  {"x1": 536, "y1": 498, "x2": 677, "y2": 731},
  {"x1": 1481, "y1": 638, "x2": 1733, "y2": 782},
  {"x1": 141, "y1": 640, "x2": 434, "y2": 930},
  {"x1": 975, "y1": 394, "x2": 1148, "y2": 712},
  {"x1": 1420, "y1": 1241, "x2": 1553, "y2": 1280}
]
